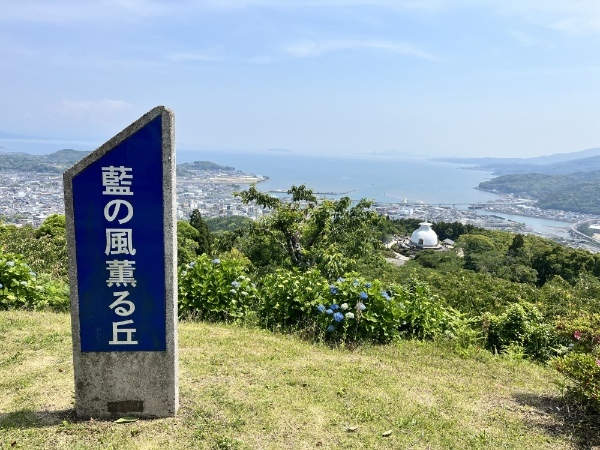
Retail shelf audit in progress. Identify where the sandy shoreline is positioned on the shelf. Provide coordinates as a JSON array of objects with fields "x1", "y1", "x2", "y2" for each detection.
[{"x1": 206, "y1": 175, "x2": 267, "y2": 184}]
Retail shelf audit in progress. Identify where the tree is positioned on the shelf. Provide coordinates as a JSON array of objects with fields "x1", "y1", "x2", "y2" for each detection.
[
  {"x1": 177, "y1": 221, "x2": 200, "y2": 266},
  {"x1": 189, "y1": 209, "x2": 211, "y2": 255},
  {"x1": 35, "y1": 214, "x2": 66, "y2": 239},
  {"x1": 458, "y1": 234, "x2": 498, "y2": 272},
  {"x1": 236, "y1": 184, "x2": 383, "y2": 278},
  {"x1": 506, "y1": 234, "x2": 525, "y2": 258}
]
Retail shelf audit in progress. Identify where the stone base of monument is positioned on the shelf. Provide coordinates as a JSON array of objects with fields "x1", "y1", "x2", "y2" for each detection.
[
  {"x1": 74, "y1": 352, "x2": 178, "y2": 418},
  {"x1": 64, "y1": 107, "x2": 179, "y2": 418}
]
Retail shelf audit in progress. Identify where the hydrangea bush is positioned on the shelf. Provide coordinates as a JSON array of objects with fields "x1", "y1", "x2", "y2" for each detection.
[
  {"x1": 178, "y1": 254, "x2": 258, "y2": 322},
  {"x1": 314, "y1": 275, "x2": 460, "y2": 344},
  {"x1": 0, "y1": 253, "x2": 41, "y2": 310},
  {"x1": 316, "y1": 276, "x2": 401, "y2": 343},
  {"x1": 259, "y1": 268, "x2": 329, "y2": 329}
]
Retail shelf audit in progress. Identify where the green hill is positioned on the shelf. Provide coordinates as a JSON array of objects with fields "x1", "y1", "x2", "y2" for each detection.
[
  {"x1": 478, "y1": 170, "x2": 600, "y2": 214},
  {"x1": 0, "y1": 149, "x2": 90, "y2": 172}
]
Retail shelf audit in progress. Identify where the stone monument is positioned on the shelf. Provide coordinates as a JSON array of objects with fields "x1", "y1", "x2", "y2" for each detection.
[{"x1": 63, "y1": 106, "x2": 178, "y2": 418}]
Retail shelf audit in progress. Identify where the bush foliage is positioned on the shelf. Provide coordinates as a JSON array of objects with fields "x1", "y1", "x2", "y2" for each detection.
[{"x1": 3, "y1": 185, "x2": 600, "y2": 409}]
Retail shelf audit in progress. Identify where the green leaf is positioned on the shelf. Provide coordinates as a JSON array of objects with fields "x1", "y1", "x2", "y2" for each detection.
[{"x1": 114, "y1": 416, "x2": 139, "y2": 423}]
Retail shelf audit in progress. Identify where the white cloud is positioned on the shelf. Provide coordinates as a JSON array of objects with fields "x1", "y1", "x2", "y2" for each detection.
[
  {"x1": 491, "y1": 1, "x2": 600, "y2": 35},
  {"x1": 549, "y1": 17, "x2": 600, "y2": 35},
  {"x1": 283, "y1": 39, "x2": 439, "y2": 61}
]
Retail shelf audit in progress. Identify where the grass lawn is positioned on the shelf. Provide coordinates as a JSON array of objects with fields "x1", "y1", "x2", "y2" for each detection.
[{"x1": 0, "y1": 310, "x2": 597, "y2": 449}]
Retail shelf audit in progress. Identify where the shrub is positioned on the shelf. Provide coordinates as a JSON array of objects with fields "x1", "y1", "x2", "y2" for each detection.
[
  {"x1": 552, "y1": 314, "x2": 600, "y2": 409},
  {"x1": 316, "y1": 275, "x2": 401, "y2": 344},
  {"x1": 484, "y1": 301, "x2": 558, "y2": 360},
  {"x1": 178, "y1": 254, "x2": 258, "y2": 322},
  {"x1": 259, "y1": 268, "x2": 329, "y2": 329},
  {"x1": 399, "y1": 277, "x2": 455, "y2": 340},
  {"x1": 315, "y1": 275, "x2": 463, "y2": 345},
  {"x1": 0, "y1": 222, "x2": 68, "y2": 282},
  {"x1": 0, "y1": 253, "x2": 40, "y2": 310},
  {"x1": 34, "y1": 274, "x2": 70, "y2": 312}
]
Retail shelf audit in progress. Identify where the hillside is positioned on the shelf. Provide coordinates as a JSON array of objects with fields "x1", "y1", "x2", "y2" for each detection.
[
  {"x1": 478, "y1": 170, "x2": 600, "y2": 214},
  {"x1": 0, "y1": 149, "x2": 90, "y2": 172},
  {"x1": 1, "y1": 310, "x2": 592, "y2": 450}
]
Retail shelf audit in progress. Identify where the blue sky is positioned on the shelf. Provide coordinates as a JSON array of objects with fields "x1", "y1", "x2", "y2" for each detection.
[{"x1": 1, "y1": 0, "x2": 600, "y2": 158}]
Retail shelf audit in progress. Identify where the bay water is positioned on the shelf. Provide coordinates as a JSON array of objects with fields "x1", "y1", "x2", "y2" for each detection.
[
  {"x1": 177, "y1": 150, "x2": 499, "y2": 206},
  {"x1": 177, "y1": 150, "x2": 576, "y2": 238}
]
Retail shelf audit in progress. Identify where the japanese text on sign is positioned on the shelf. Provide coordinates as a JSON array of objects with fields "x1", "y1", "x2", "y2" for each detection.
[{"x1": 102, "y1": 166, "x2": 137, "y2": 345}]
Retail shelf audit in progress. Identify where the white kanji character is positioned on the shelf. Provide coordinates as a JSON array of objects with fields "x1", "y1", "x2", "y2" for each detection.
[
  {"x1": 106, "y1": 260, "x2": 136, "y2": 287},
  {"x1": 105, "y1": 229, "x2": 136, "y2": 256},
  {"x1": 102, "y1": 166, "x2": 133, "y2": 195},
  {"x1": 104, "y1": 199, "x2": 134, "y2": 224},
  {"x1": 108, "y1": 320, "x2": 138, "y2": 345}
]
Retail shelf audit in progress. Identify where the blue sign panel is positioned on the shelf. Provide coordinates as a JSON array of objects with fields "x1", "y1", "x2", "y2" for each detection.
[{"x1": 72, "y1": 116, "x2": 166, "y2": 352}]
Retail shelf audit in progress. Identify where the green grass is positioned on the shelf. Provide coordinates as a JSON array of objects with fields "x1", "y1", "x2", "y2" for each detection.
[{"x1": 0, "y1": 311, "x2": 597, "y2": 449}]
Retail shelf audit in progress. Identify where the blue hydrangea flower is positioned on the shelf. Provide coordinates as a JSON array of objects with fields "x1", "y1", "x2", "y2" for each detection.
[
  {"x1": 333, "y1": 312, "x2": 344, "y2": 322},
  {"x1": 381, "y1": 291, "x2": 391, "y2": 301},
  {"x1": 330, "y1": 304, "x2": 340, "y2": 311},
  {"x1": 365, "y1": 282, "x2": 372, "y2": 289},
  {"x1": 329, "y1": 285, "x2": 338, "y2": 294},
  {"x1": 340, "y1": 303, "x2": 349, "y2": 310},
  {"x1": 0, "y1": 283, "x2": 3, "y2": 288},
  {"x1": 325, "y1": 309, "x2": 333, "y2": 315},
  {"x1": 357, "y1": 302, "x2": 366, "y2": 311},
  {"x1": 231, "y1": 281, "x2": 241, "y2": 288},
  {"x1": 211, "y1": 258, "x2": 221, "y2": 264},
  {"x1": 359, "y1": 291, "x2": 368, "y2": 300},
  {"x1": 353, "y1": 279, "x2": 359, "y2": 286},
  {"x1": 317, "y1": 304, "x2": 326, "y2": 313},
  {"x1": 337, "y1": 277, "x2": 345, "y2": 282},
  {"x1": 326, "y1": 324, "x2": 335, "y2": 333},
  {"x1": 189, "y1": 261, "x2": 197, "y2": 268},
  {"x1": 345, "y1": 312, "x2": 355, "y2": 319}
]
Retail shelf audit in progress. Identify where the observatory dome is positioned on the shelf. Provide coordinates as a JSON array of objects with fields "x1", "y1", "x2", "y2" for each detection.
[{"x1": 409, "y1": 222, "x2": 440, "y2": 249}]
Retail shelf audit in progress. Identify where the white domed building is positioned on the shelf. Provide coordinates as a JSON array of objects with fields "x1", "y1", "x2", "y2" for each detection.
[{"x1": 409, "y1": 222, "x2": 441, "y2": 250}]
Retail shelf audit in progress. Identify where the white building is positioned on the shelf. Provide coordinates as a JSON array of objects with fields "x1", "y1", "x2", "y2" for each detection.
[{"x1": 409, "y1": 222, "x2": 441, "y2": 249}]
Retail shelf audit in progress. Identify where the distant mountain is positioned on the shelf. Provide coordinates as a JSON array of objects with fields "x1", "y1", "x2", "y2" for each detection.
[
  {"x1": 434, "y1": 147, "x2": 600, "y2": 175},
  {"x1": 0, "y1": 150, "x2": 238, "y2": 175},
  {"x1": 0, "y1": 149, "x2": 90, "y2": 172}
]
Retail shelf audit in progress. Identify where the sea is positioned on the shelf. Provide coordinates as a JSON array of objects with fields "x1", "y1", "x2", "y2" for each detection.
[
  {"x1": 177, "y1": 150, "x2": 578, "y2": 238},
  {"x1": 177, "y1": 150, "x2": 500, "y2": 206}
]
